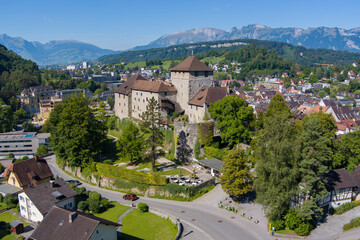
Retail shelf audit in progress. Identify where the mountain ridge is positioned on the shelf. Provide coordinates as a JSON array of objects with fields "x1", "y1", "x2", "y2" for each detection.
[
  {"x1": 0, "y1": 34, "x2": 119, "y2": 65},
  {"x1": 133, "y1": 24, "x2": 360, "y2": 52}
]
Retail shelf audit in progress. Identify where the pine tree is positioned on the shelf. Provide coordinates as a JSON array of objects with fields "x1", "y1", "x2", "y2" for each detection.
[
  {"x1": 296, "y1": 112, "x2": 336, "y2": 221},
  {"x1": 141, "y1": 97, "x2": 164, "y2": 170},
  {"x1": 176, "y1": 130, "x2": 191, "y2": 163}
]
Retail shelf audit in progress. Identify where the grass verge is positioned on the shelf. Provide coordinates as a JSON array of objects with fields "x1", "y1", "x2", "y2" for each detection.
[
  {"x1": 120, "y1": 209, "x2": 177, "y2": 240},
  {"x1": 94, "y1": 202, "x2": 130, "y2": 223}
]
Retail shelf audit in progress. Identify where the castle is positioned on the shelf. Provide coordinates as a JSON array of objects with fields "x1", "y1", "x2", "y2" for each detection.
[{"x1": 114, "y1": 56, "x2": 227, "y2": 123}]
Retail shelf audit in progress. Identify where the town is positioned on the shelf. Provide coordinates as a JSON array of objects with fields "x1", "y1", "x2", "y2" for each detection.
[{"x1": 2, "y1": 1, "x2": 360, "y2": 239}]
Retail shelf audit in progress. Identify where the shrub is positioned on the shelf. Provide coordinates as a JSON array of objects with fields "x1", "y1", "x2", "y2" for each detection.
[
  {"x1": 101, "y1": 198, "x2": 109, "y2": 208},
  {"x1": 343, "y1": 217, "x2": 360, "y2": 231},
  {"x1": 103, "y1": 160, "x2": 113, "y2": 165},
  {"x1": 17, "y1": 236, "x2": 25, "y2": 240},
  {"x1": 271, "y1": 219, "x2": 285, "y2": 231},
  {"x1": 89, "y1": 192, "x2": 101, "y2": 201},
  {"x1": 194, "y1": 140, "x2": 201, "y2": 159},
  {"x1": 74, "y1": 187, "x2": 86, "y2": 196},
  {"x1": 197, "y1": 121, "x2": 214, "y2": 146},
  {"x1": 204, "y1": 146, "x2": 230, "y2": 160},
  {"x1": 138, "y1": 203, "x2": 148, "y2": 213},
  {"x1": 295, "y1": 222, "x2": 311, "y2": 236},
  {"x1": 78, "y1": 201, "x2": 88, "y2": 211},
  {"x1": 0, "y1": 194, "x2": 3, "y2": 203},
  {"x1": 88, "y1": 198, "x2": 100, "y2": 213},
  {"x1": 8, "y1": 153, "x2": 14, "y2": 158},
  {"x1": 0, "y1": 164, "x2": 4, "y2": 174},
  {"x1": 334, "y1": 201, "x2": 360, "y2": 215},
  {"x1": 21, "y1": 156, "x2": 29, "y2": 160},
  {"x1": 3, "y1": 194, "x2": 18, "y2": 209},
  {"x1": 284, "y1": 209, "x2": 302, "y2": 230}
]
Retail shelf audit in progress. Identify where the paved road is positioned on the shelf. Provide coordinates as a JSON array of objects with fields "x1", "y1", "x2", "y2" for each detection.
[{"x1": 45, "y1": 155, "x2": 271, "y2": 240}]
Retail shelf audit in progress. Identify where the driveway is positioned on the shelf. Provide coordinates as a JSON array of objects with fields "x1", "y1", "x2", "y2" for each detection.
[{"x1": 45, "y1": 154, "x2": 272, "y2": 240}]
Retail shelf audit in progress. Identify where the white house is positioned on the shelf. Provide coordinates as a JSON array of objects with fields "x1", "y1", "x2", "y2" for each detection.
[{"x1": 18, "y1": 178, "x2": 76, "y2": 223}]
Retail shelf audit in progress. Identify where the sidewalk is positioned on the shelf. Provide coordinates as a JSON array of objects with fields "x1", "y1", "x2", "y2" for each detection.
[{"x1": 308, "y1": 206, "x2": 360, "y2": 240}]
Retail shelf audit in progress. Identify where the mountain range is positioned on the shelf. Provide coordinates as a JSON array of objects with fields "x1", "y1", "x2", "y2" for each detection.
[
  {"x1": 134, "y1": 24, "x2": 360, "y2": 53},
  {"x1": 0, "y1": 34, "x2": 118, "y2": 65}
]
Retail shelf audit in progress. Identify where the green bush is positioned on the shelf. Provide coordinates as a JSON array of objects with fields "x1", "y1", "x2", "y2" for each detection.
[
  {"x1": 74, "y1": 187, "x2": 86, "y2": 196},
  {"x1": 197, "y1": 121, "x2": 214, "y2": 146},
  {"x1": 96, "y1": 163, "x2": 168, "y2": 185},
  {"x1": 295, "y1": 222, "x2": 311, "y2": 236},
  {"x1": 88, "y1": 198, "x2": 100, "y2": 213},
  {"x1": 271, "y1": 219, "x2": 285, "y2": 231},
  {"x1": 89, "y1": 192, "x2": 101, "y2": 201},
  {"x1": 101, "y1": 198, "x2": 109, "y2": 208},
  {"x1": 78, "y1": 201, "x2": 88, "y2": 211},
  {"x1": 334, "y1": 201, "x2": 360, "y2": 215},
  {"x1": 0, "y1": 164, "x2": 4, "y2": 174},
  {"x1": 204, "y1": 146, "x2": 229, "y2": 160},
  {"x1": 103, "y1": 160, "x2": 113, "y2": 165},
  {"x1": 0, "y1": 194, "x2": 3, "y2": 203},
  {"x1": 194, "y1": 140, "x2": 201, "y2": 159},
  {"x1": 343, "y1": 217, "x2": 360, "y2": 231},
  {"x1": 284, "y1": 209, "x2": 302, "y2": 230},
  {"x1": 3, "y1": 194, "x2": 18, "y2": 209},
  {"x1": 138, "y1": 203, "x2": 148, "y2": 213},
  {"x1": 21, "y1": 156, "x2": 29, "y2": 160}
]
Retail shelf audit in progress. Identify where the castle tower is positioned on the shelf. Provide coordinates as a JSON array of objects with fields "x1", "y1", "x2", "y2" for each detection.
[{"x1": 170, "y1": 56, "x2": 214, "y2": 111}]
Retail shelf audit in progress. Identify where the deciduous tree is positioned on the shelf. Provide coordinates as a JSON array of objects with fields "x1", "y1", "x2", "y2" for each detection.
[
  {"x1": 117, "y1": 122, "x2": 144, "y2": 164},
  {"x1": 220, "y1": 147, "x2": 253, "y2": 197},
  {"x1": 209, "y1": 95, "x2": 254, "y2": 148}
]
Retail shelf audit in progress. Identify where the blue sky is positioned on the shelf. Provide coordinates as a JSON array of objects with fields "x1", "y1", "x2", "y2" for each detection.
[{"x1": 1, "y1": 0, "x2": 359, "y2": 50}]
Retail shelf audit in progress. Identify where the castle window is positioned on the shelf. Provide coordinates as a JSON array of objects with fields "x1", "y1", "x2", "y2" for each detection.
[
  {"x1": 141, "y1": 93, "x2": 142, "y2": 96},
  {"x1": 164, "y1": 92, "x2": 167, "y2": 96},
  {"x1": 195, "y1": 72, "x2": 199, "y2": 77},
  {"x1": 191, "y1": 105, "x2": 192, "y2": 109},
  {"x1": 205, "y1": 72, "x2": 208, "y2": 77},
  {"x1": 196, "y1": 106, "x2": 198, "y2": 111}
]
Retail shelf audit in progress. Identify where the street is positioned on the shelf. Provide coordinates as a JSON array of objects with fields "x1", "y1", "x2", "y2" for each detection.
[{"x1": 45, "y1": 155, "x2": 270, "y2": 240}]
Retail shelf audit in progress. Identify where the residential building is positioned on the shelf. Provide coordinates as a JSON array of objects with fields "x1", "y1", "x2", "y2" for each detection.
[
  {"x1": 18, "y1": 178, "x2": 76, "y2": 222},
  {"x1": 30, "y1": 206, "x2": 120, "y2": 240},
  {"x1": 3, "y1": 156, "x2": 53, "y2": 189},
  {"x1": 20, "y1": 86, "x2": 55, "y2": 114},
  {"x1": 0, "y1": 132, "x2": 50, "y2": 158}
]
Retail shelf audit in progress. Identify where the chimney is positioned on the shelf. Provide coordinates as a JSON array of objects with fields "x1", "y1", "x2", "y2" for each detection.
[
  {"x1": 49, "y1": 180, "x2": 55, "y2": 188},
  {"x1": 34, "y1": 155, "x2": 39, "y2": 161},
  {"x1": 69, "y1": 212, "x2": 77, "y2": 223}
]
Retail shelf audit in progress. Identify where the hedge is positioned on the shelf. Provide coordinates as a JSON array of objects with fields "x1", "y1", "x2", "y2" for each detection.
[
  {"x1": 334, "y1": 201, "x2": 360, "y2": 215},
  {"x1": 343, "y1": 217, "x2": 360, "y2": 231},
  {"x1": 96, "y1": 163, "x2": 168, "y2": 185}
]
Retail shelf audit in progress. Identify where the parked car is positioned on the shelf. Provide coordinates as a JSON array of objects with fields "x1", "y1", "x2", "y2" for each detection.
[
  {"x1": 66, "y1": 180, "x2": 82, "y2": 186},
  {"x1": 123, "y1": 194, "x2": 138, "y2": 201}
]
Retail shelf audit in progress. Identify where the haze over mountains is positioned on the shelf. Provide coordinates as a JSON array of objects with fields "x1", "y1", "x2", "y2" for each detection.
[
  {"x1": 1, "y1": 24, "x2": 360, "y2": 65},
  {"x1": 135, "y1": 24, "x2": 360, "y2": 53},
  {"x1": 0, "y1": 34, "x2": 118, "y2": 65}
]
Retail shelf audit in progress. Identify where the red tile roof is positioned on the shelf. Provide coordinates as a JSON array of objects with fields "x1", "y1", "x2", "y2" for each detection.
[
  {"x1": 114, "y1": 74, "x2": 146, "y2": 95},
  {"x1": 170, "y1": 56, "x2": 213, "y2": 72},
  {"x1": 132, "y1": 80, "x2": 177, "y2": 93}
]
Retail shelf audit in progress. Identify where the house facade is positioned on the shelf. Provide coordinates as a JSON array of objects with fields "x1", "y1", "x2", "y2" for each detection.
[
  {"x1": 114, "y1": 56, "x2": 227, "y2": 123},
  {"x1": 18, "y1": 178, "x2": 76, "y2": 222},
  {"x1": 3, "y1": 156, "x2": 53, "y2": 189}
]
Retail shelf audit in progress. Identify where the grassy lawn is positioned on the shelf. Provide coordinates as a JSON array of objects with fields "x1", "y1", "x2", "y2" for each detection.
[
  {"x1": 0, "y1": 230, "x2": 16, "y2": 240},
  {"x1": 94, "y1": 202, "x2": 130, "y2": 223},
  {"x1": 0, "y1": 212, "x2": 29, "y2": 226},
  {"x1": 155, "y1": 168, "x2": 191, "y2": 176},
  {"x1": 201, "y1": 56, "x2": 225, "y2": 64},
  {"x1": 121, "y1": 209, "x2": 177, "y2": 240},
  {"x1": 0, "y1": 203, "x2": 7, "y2": 211},
  {"x1": 124, "y1": 62, "x2": 146, "y2": 69}
]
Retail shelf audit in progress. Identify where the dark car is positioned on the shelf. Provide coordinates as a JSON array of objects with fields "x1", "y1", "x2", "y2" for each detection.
[
  {"x1": 123, "y1": 194, "x2": 138, "y2": 201},
  {"x1": 66, "y1": 180, "x2": 82, "y2": 186}
]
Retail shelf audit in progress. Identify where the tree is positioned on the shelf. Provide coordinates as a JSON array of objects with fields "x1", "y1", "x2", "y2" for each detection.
[
  {"x1": 141, "y1": 97, "x2": 164, "y2": 170},
  {"x1": 253, "y1": 112, "x2": 299, "y2": 220},
  {"x1": 176, "y1": 131, "x2": 192, "y2": 163},
  {"x1": 266, "y1": 94, "x2": 291, "y2": 118},
  {"x1": 296, "y1": 112, "x2": 336, "y2": 221},
  {"x1": 36, "y1": 145, "x2": 48, "y2": 157},
  {"x1": 117, "y1": 122, "x2": 144, "y2": 164},
  {"x1": 48, "y1": 94, "x2": 107, "y2": 167},
  {"x1": 220, "y1": 147, "x2": 253, "y2": 197},
  {"x1": 334, "y1": 131, "x2": 360, "y2": 171},
  {"x1": 209, "y1": 95, "x2": 254, "y2": 148},
  {"x1": 107, "y1": 97, "x2": 115, "y2": 110},
  {"x1": 22, "y1": 121, "x2": 36, "y2": 132},
  {"x1": 0, "y1": 103, "x2": 14, "y2": 132}
]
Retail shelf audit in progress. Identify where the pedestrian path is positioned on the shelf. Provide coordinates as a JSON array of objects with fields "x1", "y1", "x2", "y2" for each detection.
[
  {"x1": 116, "y1": 207, "x2": 134, "y2": 233},
  {"x1": 308, "y1": 206, "x2": 360, "y2": 240}
]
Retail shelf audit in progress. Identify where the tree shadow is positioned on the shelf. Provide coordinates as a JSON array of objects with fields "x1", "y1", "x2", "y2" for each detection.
[
  {"x1": 232, "y1": 191, "x2": 256, "y2": 204},
  {"x1": 118, "y1": 232, "x2": 143, "y2": 240}
]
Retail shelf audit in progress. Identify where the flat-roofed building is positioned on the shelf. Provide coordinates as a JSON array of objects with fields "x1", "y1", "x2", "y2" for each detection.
[{"x1": 0, "y1": 132, "x2": 50, "y2": 158}]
